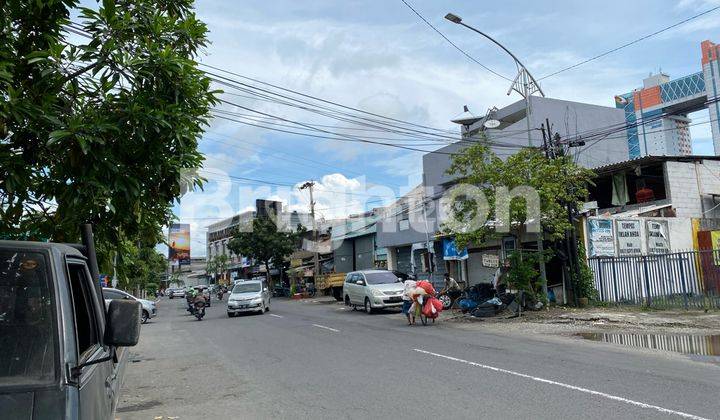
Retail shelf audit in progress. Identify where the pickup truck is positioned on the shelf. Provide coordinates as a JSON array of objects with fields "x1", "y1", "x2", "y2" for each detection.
[
  {"x1": 315, "y1": 272, "x2": 347, "y2": 301},
  {"x1": 0, "y1": 238, "x2": 141, "y2": 419}
]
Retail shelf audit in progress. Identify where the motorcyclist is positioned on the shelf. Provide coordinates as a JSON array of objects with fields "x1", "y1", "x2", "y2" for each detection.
[
  {"x1": 186, "y1": 288, "x2": 196, "y2": 312},
  {"x1": 193, "y1": 290, "x2": 207, "y2": 317}
]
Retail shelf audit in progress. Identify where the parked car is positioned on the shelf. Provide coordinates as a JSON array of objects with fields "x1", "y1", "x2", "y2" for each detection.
[
  {"x1": 0, "y1": 238, "x2": 140, "y2": 420},
  {"x1": 169, "y1": 288, "x2": 185, "y2": 299},
  {"x1": 343, "y1": 270, "x2": 405, "y2": 314},
  {"x1": 226, "y1": 279, "x2": 271, "y2": 317},
  {"x1": 102, "y1": 287, "x2": 157, "y2": 324}
]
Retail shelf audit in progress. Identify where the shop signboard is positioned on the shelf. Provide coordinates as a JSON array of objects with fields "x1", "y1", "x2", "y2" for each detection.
[
  {"x1": 588, "y1": 219, "x2": 615, "y2": 257},
  {"x1": 646, "y1": 220, "x2": 670, "y2": 254},
  {"x1": 616, "y1": 219, "x2": 642, "y2": 256}
]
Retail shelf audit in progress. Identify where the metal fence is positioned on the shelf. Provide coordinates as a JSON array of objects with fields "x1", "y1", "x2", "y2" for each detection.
[{"x1": 588, "y1": 250, "x2": 720, "y2": 309}]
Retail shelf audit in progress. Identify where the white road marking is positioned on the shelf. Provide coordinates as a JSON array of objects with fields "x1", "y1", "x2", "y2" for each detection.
[
  {"x1": 269, "y1": 314, "x2": 283, "y2": 318},
  {"x1": 414, "y1": 349, "x2": 710, "y2": 420},
  {"x1": 312, "y1": 324, "x2": 339, "y2": 332}
]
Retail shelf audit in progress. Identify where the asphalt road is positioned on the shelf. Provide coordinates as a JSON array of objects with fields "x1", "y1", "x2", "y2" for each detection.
[{"x1": 116, "y1": 297, "x2": 720, "y2": 420}]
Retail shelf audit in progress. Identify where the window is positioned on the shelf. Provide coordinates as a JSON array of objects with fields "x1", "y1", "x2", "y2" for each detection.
[
  {"x1": 0, "y1": 250, "x2": 57, "y2": 385},
  {"x1": 67, "y1": 262, "x2": 100, "y2": 359},
  {"x1": 232, "y1": 283, "x2": 261, "y2": 293},
  {"x1": 102, "y1": 289, "x2": 124, "y2": 300},
  {"x1": 365, "y1": 272, "x2": 401, "y2": 285}
]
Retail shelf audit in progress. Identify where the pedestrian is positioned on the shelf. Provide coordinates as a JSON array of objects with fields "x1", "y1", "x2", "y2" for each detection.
[
  {"x1": 402, "y1": 274, "x2": 417, "y2": 325},
  {"x1": 441, "y1": 272, "x2": 461, "y2": 308}
]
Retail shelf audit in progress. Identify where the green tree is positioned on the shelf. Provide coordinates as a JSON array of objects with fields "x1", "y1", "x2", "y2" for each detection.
[
  {"x1": 1, "y1": 1, "x2": 217, "y2": 273},
  {"x1": 206, "y1": 257, "x2": 218, "y2": 282},
  {"x1": 445, "y1": 139, "x2": 594, "y2": 248},
  {"x1": 114, "y1": 241, "x2": 166, "y2": 296},
  {"x1": 228, "y1": 217, "x2": 303, "y2": 287},
  {"x1": 214, "y1": 254, "x2": 229, "y2": 284}
]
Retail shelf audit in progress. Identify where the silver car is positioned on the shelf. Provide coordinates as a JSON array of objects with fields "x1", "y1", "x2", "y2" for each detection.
[
  {"x1": 102, "y1": 287, "x2": 157, "y2": 324},
  {"x1": 342, "y1": 270, "x2": 405, "y2": 314},
  {"x1": 226, "y1": 280, "x2": 271, "y2": 317}
]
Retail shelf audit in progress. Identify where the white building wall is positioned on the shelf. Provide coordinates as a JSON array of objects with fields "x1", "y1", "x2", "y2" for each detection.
[{"x1": 664, "y1": 161, "x2": 703, "y2": 217}]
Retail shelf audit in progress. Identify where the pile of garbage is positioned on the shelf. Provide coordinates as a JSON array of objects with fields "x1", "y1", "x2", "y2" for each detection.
[
  {"x1": 409, "y1": 280, "x2": 443, "y2": 320},
  {"x1": 456, "y1": 285, "x2": 541, "y2": 318}
]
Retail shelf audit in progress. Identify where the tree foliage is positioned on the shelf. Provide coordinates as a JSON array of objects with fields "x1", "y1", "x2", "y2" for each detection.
[
  {"x1": 228, "y1": 217, "x2": 303, "y2": 284},
  {"x1": 1, "y1": 0, "x2": 217, "y2": 276},
  {"x1": 445, "y1": 137, "x2": 594, "y2": 249},
  {"x1": 114, "y1": 241, "x2": 166, "y2": 295}
]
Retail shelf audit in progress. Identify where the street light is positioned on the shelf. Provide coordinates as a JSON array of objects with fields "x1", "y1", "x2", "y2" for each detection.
[
  {"x1": 446, "y1": 12, "x2": 548, "y2": 299},
  {"x1": 444, "y1": 12, "x2": 544, "y2": 147}
]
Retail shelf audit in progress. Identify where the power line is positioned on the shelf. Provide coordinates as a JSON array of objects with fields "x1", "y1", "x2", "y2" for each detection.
[
  {"x1": 538, "y1": 6, "x2": 720, "y2": 80},
  {"x1": 399, "y1": 0, "x2": 513, "y2": 82}
]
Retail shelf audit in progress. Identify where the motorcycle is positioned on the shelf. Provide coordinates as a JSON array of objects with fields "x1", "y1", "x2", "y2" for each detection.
[
  {"x1": 217, "y1": 290, "x2": 224, "y2": 301},
  {"x1": 194, "y1": 301, "x2": 206, "y2": 320}
]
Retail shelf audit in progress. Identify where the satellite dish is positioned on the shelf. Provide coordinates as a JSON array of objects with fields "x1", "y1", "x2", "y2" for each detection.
[
  {"x1": 450, "y1": 105, "x2": 482, "y2": 126},
  {"x1": 483, "y1": 119, "x2": 501, "y2": 129}
]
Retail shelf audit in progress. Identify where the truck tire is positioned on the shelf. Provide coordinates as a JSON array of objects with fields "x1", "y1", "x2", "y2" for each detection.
[{"x1": 332, "y1": 286, "x2": 343, "y2": 301}]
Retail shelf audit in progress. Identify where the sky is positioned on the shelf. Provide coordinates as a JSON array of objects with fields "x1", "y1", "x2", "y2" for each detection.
[{"x1": 145, "y1": 0, "x2": 720, "y2": 257}]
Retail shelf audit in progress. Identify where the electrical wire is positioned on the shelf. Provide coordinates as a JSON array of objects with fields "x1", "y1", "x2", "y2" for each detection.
[
  {"x1": 399, "y1": 0, "x2": 513, "y2": 82},
  {"x1": 538, "y1": 6, "x2": 720, "y2": 80}
]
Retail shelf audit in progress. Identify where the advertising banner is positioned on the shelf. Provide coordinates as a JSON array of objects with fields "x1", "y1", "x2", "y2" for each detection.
[
  {"x1": 442, "y1": 238, "x2": 468, "y2": 261},
  {"x1": 646, "y1": 220, "x2": 670, "y2": 254},
  {"x1": 588, "y1": 219, "x2": 615, "y2": 257},
  {"x1": 616, "y1": 219, "x2": 642, "y2": 256},
  {"x1": 168, "y1": 223, "x2": 191, "y2": 265}
]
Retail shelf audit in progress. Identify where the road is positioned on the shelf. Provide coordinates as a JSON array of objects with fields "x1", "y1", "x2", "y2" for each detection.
[{"x1": 116, "y1": 297, "x2": 720, "y2": 420}]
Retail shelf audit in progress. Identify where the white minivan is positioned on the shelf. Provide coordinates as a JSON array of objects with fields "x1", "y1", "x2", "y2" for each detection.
[
  {"x1": 226, "y1": 279, "x2": 271, "y2": 317},
  {"x1": 342, "y1": 270, "x2": 405, "y2": 314}
]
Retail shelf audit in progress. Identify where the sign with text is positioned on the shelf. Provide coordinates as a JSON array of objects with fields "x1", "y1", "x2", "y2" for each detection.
[
  {"x1": 616, "y1": 219, "x2": 642, "y2": 256},
  {"x1": 646, "y1": 220, "x2": 670, "y2": 254},
  {"x1": 588, "y1": 219, "x2": 615, "y2": 257},
  {"x1": 482, "y1": 253, "x2": 500, "y2": 268}
]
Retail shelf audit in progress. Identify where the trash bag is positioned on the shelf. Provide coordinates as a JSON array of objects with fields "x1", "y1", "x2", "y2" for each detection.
[
  {"x1": 416, "y1": 280, "x2": 435, "y2": 296},
  {"x1": 411, "y1": 286, "x2": 427, "y2": 298},
  {"x1": 485, "y1": 297, "x2": 502, "y2": 306},
  {"x1": 472, "y1": 305, "x2": 496, "y2": 317},
  {"x1": 476, "y1": 283, "x2": 495, "y2": 300},
  {"x1": 458, "y1": 298, "x2": 478, "y2": 312},
  {"x1": 422, "y1": 298, "x2": 440, "y2": 318},
  {"x1": 498, "y1": 292, "x2": 515, "y2": 305},
  {"x1": 430, "y1": 297, "x2": 443, "y2": 312}
]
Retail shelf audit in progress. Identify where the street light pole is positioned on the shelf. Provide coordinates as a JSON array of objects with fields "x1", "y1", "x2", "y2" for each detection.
[{"x1": 445, "y1": 12, "x2": 548, "y2": 301}]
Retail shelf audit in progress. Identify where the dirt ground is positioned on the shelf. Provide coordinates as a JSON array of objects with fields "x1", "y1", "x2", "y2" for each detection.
[{"x1": 444, "y1": 305, "x2": 720, "y2": 335}]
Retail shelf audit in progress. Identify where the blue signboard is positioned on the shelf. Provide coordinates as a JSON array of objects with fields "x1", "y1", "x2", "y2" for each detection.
[{"x1": 442, "y1": 238, "x2": 468, "y2": 261}]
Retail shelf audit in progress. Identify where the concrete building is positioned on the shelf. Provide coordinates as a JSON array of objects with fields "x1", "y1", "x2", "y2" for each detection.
[
  {"x1": 585, "y1": 155, "x2": 720, "y2": 257},
  {"x1": 331, "y1": 210, "x2": 387, "y2": 273},
  {"x1": 615, "y1": 40, "x2": 720, "y2": 158},
  {"x1": 170, "y1": 257, "x2": 207, "y2": 288},
  {"x1": 205, "y1": 200, "x2": 311, "y2": 280},
  {"x1": 376, "y1": 96, "x2": 632, "y2": 286}
]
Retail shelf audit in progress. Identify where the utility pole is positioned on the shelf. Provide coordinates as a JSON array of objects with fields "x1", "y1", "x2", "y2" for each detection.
[
  {"x1": 300, "y1": 181, "x2": 319, "y2": 279},
  {"x1": 421, "y1": 191, "x2": 433, "y2": 280}
]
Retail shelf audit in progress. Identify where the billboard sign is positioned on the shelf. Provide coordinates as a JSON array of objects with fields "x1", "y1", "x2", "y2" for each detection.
[
  {"x1": 646, "y1": 220, "x2": 670, "y2": 254},
  {"x1": 168, "y1": 223, "x2": 191, "y2": 265},
  {"x1": 616, "y1": 219, "x2": 642, "y2": 256},
  {"x1": 588, "y1": 219, "x2": 615, "y2": 257}
]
